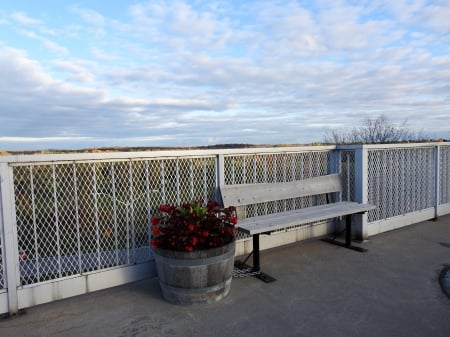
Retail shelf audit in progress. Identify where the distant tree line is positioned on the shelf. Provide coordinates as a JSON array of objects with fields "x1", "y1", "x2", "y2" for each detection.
[{"x1": 323, "y1": 114, "x2": 430, "y2": 145}]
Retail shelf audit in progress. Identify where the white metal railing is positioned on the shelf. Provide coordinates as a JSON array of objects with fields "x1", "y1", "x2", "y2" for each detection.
[
  {"x1": 1, "y1": 143, "x2": 450, "y2": 315},
  {"x1": 339, "y1": 143, "x2": 450, "y2": 236}
]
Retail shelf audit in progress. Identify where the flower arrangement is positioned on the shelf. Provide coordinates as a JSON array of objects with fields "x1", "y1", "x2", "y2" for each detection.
[{"x1": 150, "y1": 200, "x2": 237, "y2": 252}]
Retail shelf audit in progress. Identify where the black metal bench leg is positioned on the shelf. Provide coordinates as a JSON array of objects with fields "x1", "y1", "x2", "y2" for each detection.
[
  {"x1": 252, "y1": 234, "x2": 276, "y2": 283},
  {"x1": 252, "y1": 233, "x2": 261, "y2": 272},
  {"x1": 322, "y1": 214, "x2": 368, "y2": 252},
  {"x1": 345, "y1": 214, "x2": 352, "y2": 247},
  {"x1": 234, "y1": 233, "x2": 276, "y2": 283}
]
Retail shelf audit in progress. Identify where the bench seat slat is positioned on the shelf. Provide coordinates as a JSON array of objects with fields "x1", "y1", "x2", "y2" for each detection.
[{"x1": 237, "y1": 201, "x2": 376, "y2": 235}]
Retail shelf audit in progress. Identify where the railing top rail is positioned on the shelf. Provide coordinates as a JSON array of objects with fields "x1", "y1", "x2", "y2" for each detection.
[
  {"x1": 0, "y1": 145, "x2": 337, "y2": 165},
  {"x1": 2, "y1": 142, "x2": 449, "y2": 165},
  {"x1": 337, "y1": 142, "x2": 450, "y2": 150}
]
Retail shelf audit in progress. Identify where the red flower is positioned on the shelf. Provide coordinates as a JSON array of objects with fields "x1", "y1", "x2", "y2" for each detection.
[
  {"x1": 159, "y1": 204, "x2": 171, "y2": 212},
  {"x1": 152, "y1": 227, "x2": 160, "y2": 236},
  {"x1": 151, "y1": 216, "x2": 160, "y2": 226},
  {"x1": 207, "y1": 200, "x2": 219, "y2": 208},
  {"x1": 149, "y1": 199, "x2": 237, "y2": 252}
]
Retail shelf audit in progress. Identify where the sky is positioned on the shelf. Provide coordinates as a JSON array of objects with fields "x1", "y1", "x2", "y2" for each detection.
[{"x1": 1, "y1": 0, "x2": 450, "y2": 150}]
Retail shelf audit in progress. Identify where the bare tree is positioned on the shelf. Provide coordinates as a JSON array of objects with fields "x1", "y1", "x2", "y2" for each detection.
[{"x1": 324, "y1": 114, "x2": 425, "y2": 144}]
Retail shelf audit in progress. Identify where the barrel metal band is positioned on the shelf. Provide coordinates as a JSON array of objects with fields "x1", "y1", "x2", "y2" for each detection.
[
  {"x1": 159, "y1": 277, "x2": 232, "y2": 295},
  {"x1": 153, "y1": 248, "x2": 235, "y2": 267}
]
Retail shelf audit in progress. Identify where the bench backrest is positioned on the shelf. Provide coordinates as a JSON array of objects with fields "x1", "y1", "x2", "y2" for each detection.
[{"x1": 220, "y1": 173, "x2": 342, "y2": 207}]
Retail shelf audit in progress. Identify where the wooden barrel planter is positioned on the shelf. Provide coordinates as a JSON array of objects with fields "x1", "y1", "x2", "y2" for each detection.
[{"x1": 152, "y1": 239, "x2": 236, "y2": 305}]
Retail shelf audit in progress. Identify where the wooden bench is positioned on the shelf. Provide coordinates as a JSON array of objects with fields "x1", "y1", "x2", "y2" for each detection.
[{"x1": 220, "y1": 173, "x2": 376, "y2": 282}]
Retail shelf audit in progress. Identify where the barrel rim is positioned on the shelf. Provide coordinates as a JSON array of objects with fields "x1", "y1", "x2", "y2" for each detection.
[{"x1": 151, "y1": 237, "x2": 236, "y2": 260}]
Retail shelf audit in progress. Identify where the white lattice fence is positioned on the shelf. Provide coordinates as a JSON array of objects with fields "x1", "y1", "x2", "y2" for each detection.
[
  {"x1": 1, "y1": 143, "x2": 450, "y2": 315},
  {"x1": 0, "y1": 237, "x2": 4, "y2": 290},
  {"x1": 12, "y1": 156, "x2": 217, "y2": 286},
  {"x1": 440, "y1": 145, "x2": 450, "y2": 205},
  {"x1": 367, "y1": 147, "x2": 435, "y2": 222},
  {"x1": 223, "y1": 149, "x2": 337, "y2": 238},
  {"x1": 224, "y1": 150, "x2": 335, "y2": 215},
  {"x1": 339, "y1": 150, "x2": 356, "y2": 202}
]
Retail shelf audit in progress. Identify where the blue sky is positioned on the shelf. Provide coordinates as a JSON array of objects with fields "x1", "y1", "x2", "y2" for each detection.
[{"x1": 1, "y1": 0, "x2": 449, "y2": 150}]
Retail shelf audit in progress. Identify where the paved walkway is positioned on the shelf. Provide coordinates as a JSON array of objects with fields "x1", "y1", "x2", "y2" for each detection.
[{"x1": 1, "y1": 215, "x2": 450, "y2": 337}]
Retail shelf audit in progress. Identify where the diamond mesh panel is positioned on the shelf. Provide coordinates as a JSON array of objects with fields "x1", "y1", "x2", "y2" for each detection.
[
  {"x1": 224, "y1": 151, "x2": 333, "y2": 234},
  {"x1": 12, "y1": 156, "x2": 217, "y2": 286},
  {"x1": 440, "y1": 145, "x2": 450, "y2": 205},
  {"x1": 367, "y1": 147, "x2": 435, "y2": 222},
  {"x1": 224, "y1": 151, "x2": 332, "y2": 185},
  {"x1": 11, "y1": 147, "x2": 444, "y2": 286},
  {"x1": 0, "y1": 233, "x2": 4, "y2": 289},
  {"x1": 340, "y1": 150, "x2": 355, "y2": 202}
]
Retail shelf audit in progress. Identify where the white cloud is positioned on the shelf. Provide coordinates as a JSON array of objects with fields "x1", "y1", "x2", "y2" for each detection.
[
  {"x1": 70, "y1": 7, "x2": 105, "y2": 26},
  {"x1": 11, "y1": 11, "x2": 42, "y2": 25},
  {"x1": 128, "y1": 1, "x2": 233, "y2": 51},
  {"x1": 422, "y1": 3, "x2": 450, "y2": 33},
  {"x1": 0, "y1": 136, "x2": 92, "y2": 143},
  {"x1": 53, "y1": 59, "x2": 96, "y2": 82},
  {"x1": 1, "y1": 1, "x2": 450, "y2": 150},
  {"x1": 0, "y1": 47, "x2": 53, "y2": 88},
  {"x1": 91, "y1": 47, "x2": 117, "y2": 61},
  {"x1": 19, "y1": 30, "x2": 68, "y2": 56},
  {"x1": 69, "y1": 6, "x2": 107, "y2": 38}
]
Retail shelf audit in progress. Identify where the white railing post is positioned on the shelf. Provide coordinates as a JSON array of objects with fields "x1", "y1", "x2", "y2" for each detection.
[
  {"x1": 0, "y1": 163, "x2": 20, "y2": 315},
  {"x1": 435, "y1": 144, "x2": 441, "y2": 218},
  {"x1": 331, "y1": 148, "x2": 341, "y2": 174},
  {"x1": 215, "y1": 154, "x2": 225, "y2": 202},
  {"x1": 354, "y1": 146, "x2": 370, "y2": 241}
]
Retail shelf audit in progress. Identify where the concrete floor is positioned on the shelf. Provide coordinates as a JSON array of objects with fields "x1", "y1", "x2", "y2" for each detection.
[{"x1": 1, "y1": 215, "x2": 450, "y2": 337}]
